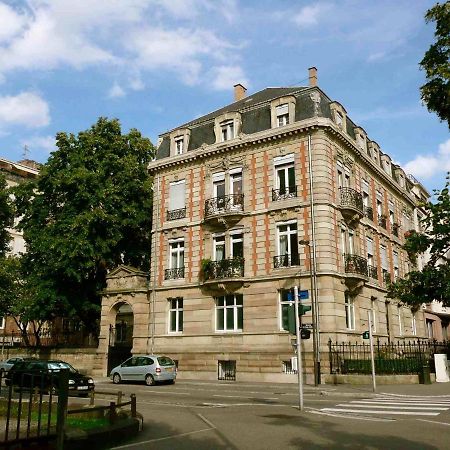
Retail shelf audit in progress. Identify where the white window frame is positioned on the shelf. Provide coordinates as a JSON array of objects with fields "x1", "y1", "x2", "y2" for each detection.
[
  {"x1": 411, "y1": 313, "x2": 417, "y2": 336},
  {"x1": 276, "y1": 220, "x2": 298, "y2": 261},
  {"x1": 345, "y1": 293, "x2": 355, "y2": 330},
  {"x1": 168, "y1": 297, "x2": 183, "y2": 333},
  {"x1": 0, "y1": 316, "x2": 4, "y2": 329},
  {"x1": 220, "y1": 119, "x2": 235, "y2": 142},
  {"x1": 389, "y1": 200, "x2": 395, "y2": 225},
  {"x1": 213, "y1": 234, "x2": 226, "y2": 261},
  {"x1": 393, "y1": 251, "x2": 399, "y2": 280},
  {"x1": 230, "y1": 232, "x2": 243, "y2": 258},
  {"x1": 169, "y1": 239, "x2": 184, "y2": 270},
  {"x1": 337, "y1": 162, "x2": 350, "y2": 189},
  {"x1": 366, "y1": 237, "x2": 374, "y2": 267},
  {"x1": 169, "y1": 179, "x2": 186, "y2": 212},
  {"x1": 398, "y1": 306, "x2": 403, "y2": 336},
  {"x1": 174, "y1": 136, "x2": 184, "y2": 155},
  {"x1": 276, "y1": 103, "x2": 289, "y2": 127},
  {"x1": 274, "y1": 154, "x2": 296, "y2": 198},
  {"x1": 361, "y1": 180, "x2": 370, "y2": 208},
  {"x1": 426, "y1": 319, "x2": 434, "y2": 339},
  {"x1": 215, "y1": 294, "x2": 243, "y2": 332}
]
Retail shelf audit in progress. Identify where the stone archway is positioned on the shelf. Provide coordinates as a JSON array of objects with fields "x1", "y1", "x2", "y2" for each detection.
[{"x1": 94, "y1": 265, "x2": 150, "y2": 376}]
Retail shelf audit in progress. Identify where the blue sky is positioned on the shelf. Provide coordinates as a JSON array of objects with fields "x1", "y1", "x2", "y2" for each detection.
[{"x1": 0, "y1": 0, "x2": 448, "y2": 193}]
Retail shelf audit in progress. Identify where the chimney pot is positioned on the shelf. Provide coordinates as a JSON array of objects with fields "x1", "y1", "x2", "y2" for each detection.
[
  {"x1": 234, "y1": 83, "x2": 247, "y2": 102},
  {"x1": 308, "y1": 67, "x2": 318, "y2": 87}
]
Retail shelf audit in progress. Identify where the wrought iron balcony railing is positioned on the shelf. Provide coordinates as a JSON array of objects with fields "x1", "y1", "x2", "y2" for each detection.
[
  {"x1": 272, "y1": 185, "x2": 297, "y2": 201},
  {"x1": 203, "y1": 258, "x2": 244, "y2": 280},
  {"x1": 166, "y1": 207, "x2": 186, "y2": 221},
  {"x1": 364, "y1": 206, "x2": 374, "y2": 221},
  {"x1": 204, "y1": 194, "x2": 244, "y2": 218},
  {"x1": 344, "y1": 254, "x2": 368, "y2": 276},
  {"x1": 378, "y1": 214, "x2": 387, "y2": 229},
  {"x1": 367, "y1": 265, "x2": 378, "y2": 279},
  {"x1": 339, "y1": 187, "x2": 364, "y2": 213},
  {"x1": 164, "y1": 267, "x2": 185, "y2": 280},
  {"x1": 273, "y1": 253, "x2": 300, "y2": 269}
]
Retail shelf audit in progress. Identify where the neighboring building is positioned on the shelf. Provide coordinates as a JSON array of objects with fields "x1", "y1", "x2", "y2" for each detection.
[
  {"x1": 98, "y1": 68, "x2": 430, "y2": 381},
  {"x1": 0, "y1": 157, "x2": 39, "y2": 341}
]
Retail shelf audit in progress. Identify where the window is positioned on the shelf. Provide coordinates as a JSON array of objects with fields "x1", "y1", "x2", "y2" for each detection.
[
  {"x1": 279, "y1": 289, "x2": 293, "y2": 331},
  {"x1": 411, "y1": 313, "x2": 417, "y2": 336},
  {"x1": 167, "y1": 180, "x2": 186, "y2": 220},
  {"x1": 341, "y1": 227, "x2": 355, "y2": 258},
  {"x1": 389, "y1": 200, "x2": 395, "y2": 226},
  {"x1": 397, "y1": 306, "x2": 403, "y2": 336},
  {"x1": 230, "y1": 233, "x2": 243, "y2": 258},
  {"x1": 220, "y1": 119, "x2": 235, "y2": 141},
  {"x1": 230, "y1": 168, "x2": 243, "y2": 208},
  {"x1": 216, "y1": 294, "x2": 243, "y2": 332},
  {"x1": 366, "y1": 237, "x2": 374, "y2": 267},
  {"x1": 426, "y1": 319, "x2": 434, "y2": 339},
  {"x1": 337, "y1": 162, "x2": 350, "y2": 189},
  {"x1": 393, "y1": 251, "x2": 399, "y2": 280},
  {"x1": 168, "y1": 297, "x2": 183, "y2": 333},
  {"x1": 214, "y1": 234, "x2": 226, "y2": 261},
  {"x1": 335, "y1": 110, "x2": 344, "y2": 128},
  {"x1": 175, "y1": 136, "x2": 184, "y2": 155},
  {"x1": 345, "y1": 293, "x2": 355, "y2": 330},
  {"x1": 169, "y1": 239, "x2": 184, "y2": 271},
  {"x1": 380, "y1": 245, "x2": 389, "y2": 282},
  {"x1": 370, "y1": 298, "x2": 377, "y2": 333},
  {"x1": 276, "y1": 221, "x2": 299, "y2": 267},
  {"x1": 276, "y1": 104, "x2": 289, "y2": 127},
  {"x1": 0, "y1": 316, "x2": 4, "y2": 329},
  {"x1": 442, "y1": 323, "x2": 448, "y2": 341},
  {"x1": 361, "y1": 180, "x2": 370, "y2": 206},
  {"x1": 357, "y1": 134, "x2": 366, "y2": 152},
  {"x1": 273, "y1": 154, "x2": 296, "y2": 200}
]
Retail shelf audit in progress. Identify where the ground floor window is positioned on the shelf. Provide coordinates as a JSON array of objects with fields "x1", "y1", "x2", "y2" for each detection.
[
  {"x1": 216, "y1": 294, "x2": 243, "y2": 332},
  {"x1": 218, "y1": 360, "x2": 236, "y2": 381},
  {"x1": 169, "y1": 297, "x2": 183, "y2": 333},
  {"x1": 0, "y1": 317, "x2": 4, "y2": 329},
  {"x1": 345, "y1": 293, "x2": 355, "y2": 330},
  {"x1": 282, "y1": 358, "x2": 297, "y2": 374},
  {"x1": 426, "y1": 319, "x2": 434, "y2": 339}
]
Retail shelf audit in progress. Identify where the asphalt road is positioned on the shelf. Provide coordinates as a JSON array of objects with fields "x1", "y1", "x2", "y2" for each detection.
[{"x1": 87, "y1": 379, "x2": 450, "y2": 450}]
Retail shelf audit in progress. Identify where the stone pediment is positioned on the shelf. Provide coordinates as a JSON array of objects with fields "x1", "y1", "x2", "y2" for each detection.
[{"x1": 106, "y1": 265, "x2": 147, "y2": 291}]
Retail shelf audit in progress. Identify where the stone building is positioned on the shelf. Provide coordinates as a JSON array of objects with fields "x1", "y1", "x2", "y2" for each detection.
[{"x1": 98, "y1": 68, "x2": 430, "y2": 381}]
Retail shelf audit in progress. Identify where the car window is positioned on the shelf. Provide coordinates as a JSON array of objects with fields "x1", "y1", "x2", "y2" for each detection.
[
  {"x1": 47, "y1": 362, "x2": 77, "y2": 373},
  {"x1": 157, "y1": 356, "x2": 175, "y2": 366},
  {"x1": 122, "y1": 357, "x2": 137, "y2": 367},
  {"x1": 137, "y1": 357, "x2": 153, "y2": 366}
]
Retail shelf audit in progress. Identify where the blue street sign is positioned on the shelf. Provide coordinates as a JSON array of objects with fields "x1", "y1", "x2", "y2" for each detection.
[{"x1": 299, "y1": 290, "x2": 309, "y2": 300}]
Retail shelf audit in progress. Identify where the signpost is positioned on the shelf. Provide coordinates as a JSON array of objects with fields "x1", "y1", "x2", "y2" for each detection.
[
  {"x1": 367, "y1": 311, "x2": 376, "y2": 393},
  {"x1": 293, "y1": 286, "x2": 304, "y2": 412}
]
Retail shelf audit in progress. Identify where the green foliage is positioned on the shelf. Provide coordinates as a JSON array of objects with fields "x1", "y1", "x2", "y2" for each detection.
[
  {"x1": 14, "y1": 118, "x2": 155, "y2": 330},
  {"x1": 200, "y1": 258, "x2": 212, "y2": 281},
  {"x1": 419, "y1": 2, "x2": 450, "y2": 127},
  {"x1": 388, "y1": 174, "x2": 450, "y2": 307},
  {"x1": 0, "y1": 172, "x2": 13, "y2": 256}
]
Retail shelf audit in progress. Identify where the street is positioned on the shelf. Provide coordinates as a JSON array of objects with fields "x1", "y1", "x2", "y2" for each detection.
[{"x1": 88, "y1": 379, "x2": 450, "y2": 449}]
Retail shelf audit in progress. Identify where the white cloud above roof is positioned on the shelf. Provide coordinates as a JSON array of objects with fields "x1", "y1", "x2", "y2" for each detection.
[{"x1": 0, "y1": 92, "x2": 50, "y2": 128}]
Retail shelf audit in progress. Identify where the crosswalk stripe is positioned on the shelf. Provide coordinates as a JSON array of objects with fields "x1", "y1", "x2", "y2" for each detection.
[
  {"x1": 338, "y1": 404, "x2": 448, "y2": 411},
  {"x1": 350, "y1": 401, "x2": 450, "y2": 407},
  {"x1": 321, "y1": 408, "x2": 440, "y2": 416}
]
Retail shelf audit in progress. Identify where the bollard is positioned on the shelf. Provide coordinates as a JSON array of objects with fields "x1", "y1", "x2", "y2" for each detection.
[
  {"x1": 117, "y1": 390, "x2": 123, "y2": 405},
  {"x1": 89, "y1": 390, "x2": 95, "y2": 406},
  {"x1": 109, "y1": 402, "x2": 117, "y2": 424},
  {"x1": 131, "y1": 394, "x2": 136, "y2": 418}
]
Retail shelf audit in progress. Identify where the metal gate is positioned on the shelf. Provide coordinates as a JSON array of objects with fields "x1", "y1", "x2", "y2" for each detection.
[
  {"x1": 218, "y1": 360, "x2": 236, "y2": 381},
  {"x1": 107, "y1": 325, "x2": 132, "y2": 374}
]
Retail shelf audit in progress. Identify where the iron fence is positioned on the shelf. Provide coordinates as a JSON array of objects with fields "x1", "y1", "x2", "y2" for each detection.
[
  {"x1": 204, "y1": 194, "x2": 244, "y2": 217},
  {"x1": 339, "y1": 187, "x2": 363, "y2": 213},
  {"x1": 164, "y1": 267, "x2": 185, "y2": 280},
  {"x1": 344, "y1": 254, "x2": 368, "y2": 276},
  {"x1": 203, "y1": 258, "x2": 244, "y2": 280},
  {"x1": 272, "y1": 185, "x2": 297, "y2": 201},
  {"x1": 166, "y1": 207, "x2": 186, "y2": 221},
  {"x1": 273, "y1": 253, "x2": 300, "y2": 268},
  {"x1": 329, "y1": 339, "x2": 450, "y2": 375}
]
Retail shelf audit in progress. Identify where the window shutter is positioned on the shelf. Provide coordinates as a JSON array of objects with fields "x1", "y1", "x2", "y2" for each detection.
[
  {"x1": 276, "y1": 104, "x2": 288, "y2": 116},
  {"x1": 381, "y1": 246, "x2": 388, "y2": 269},
  {"x1": 366, "y1": 237, "x2": 373, "y2": 255},
  {"x1": 170, "y1": 180, "x2": 185, "y2": 210}
]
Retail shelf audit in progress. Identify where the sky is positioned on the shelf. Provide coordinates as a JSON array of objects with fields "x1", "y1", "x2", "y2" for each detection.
[{"x1": 0, "y1": 0, "x2": 448, "y2": 193}]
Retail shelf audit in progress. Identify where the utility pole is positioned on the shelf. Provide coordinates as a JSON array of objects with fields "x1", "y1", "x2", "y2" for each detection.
[
  {"x1": 368, "y1": 311, "x2": 376, "y2": 393},
  {"x1": 294, "y1": 286, "x2": 304, "y2": 411}
]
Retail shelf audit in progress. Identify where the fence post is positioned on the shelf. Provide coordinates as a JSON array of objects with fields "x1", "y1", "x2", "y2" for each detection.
[
  {"x1": 109, "y1": 402, "x2": 117, "y2": 424},
  {"x1": 328, "y1": 339, "x2": 332, "y2": 374},
  {"x1": 89, "y1": 390, "x2": 95, "y2": 406},
  {"x1": 56, "y1": 369, "x2": 69, "y2": 450},
  {"x1": 131, "y1": 394, "x2": 137, "y2": 418},
  {"x1": 117, "y1": 390, "x2": 123, "y2": 405}
]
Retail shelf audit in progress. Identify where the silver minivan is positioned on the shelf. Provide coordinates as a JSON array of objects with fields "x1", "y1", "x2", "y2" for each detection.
[{"x1": 110, "y1": 355, "x2": 176, "y2": 386}]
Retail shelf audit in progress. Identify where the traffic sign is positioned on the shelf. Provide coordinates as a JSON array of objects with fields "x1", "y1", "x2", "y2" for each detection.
[
  {"x1": 301, "y1": 323, "x2": 314, "y2": 329},
  {"x1": 362, "y1": 330, "x2": 370, "y2": 339},
  {"x1": 299, "y1": 290, "x2": 309, "y2": 300}
]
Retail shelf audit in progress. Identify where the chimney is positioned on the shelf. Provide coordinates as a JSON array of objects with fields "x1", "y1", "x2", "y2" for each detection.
[
  {"x1": 234, "y1": 83, "x2": 247, "y2": 102},
  {"x1": 308, "y1": 67, "x2": 318, "y2": 87}
]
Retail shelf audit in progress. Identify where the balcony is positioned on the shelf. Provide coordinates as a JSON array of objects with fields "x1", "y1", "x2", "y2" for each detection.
[
  {"x1": 164, "y1": 267, "x2": 185, "y2": 280},
  {"x1": 339, "y1": 188, "x2": 364, "y2": 222},
  {"x1": 166, "y1": 207, "x2": 186, "y2": 221},
  {"x1": 272, "y1": 185, "x2": 297, "y2": 202},
  {"x1": 273, "y1": 254, "x2": 300, "y2": 269},
  {"x1": 203, "y1": 258, "x2": 244, "y2": 281},
  {"x1": 343, "y1": 254, "x2": 368, "y2": 291},
  {"x1": 378, "y1": 215, "x2": 387, "y2": 229},
  {"x1": 364, "y1": 206, "x2": 374, "y2": 221},
  {"x1": 204, "y1": 194, "x2": 245, "y2": 226}
]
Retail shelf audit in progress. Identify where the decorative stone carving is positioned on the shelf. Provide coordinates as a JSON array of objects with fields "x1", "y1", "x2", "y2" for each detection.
[
  {"x1": 310, "y1": 91, "x2": 321, "y2": 117},
  {"x1": 335, "y1": 148, "x2": 354, "y2": 168}
]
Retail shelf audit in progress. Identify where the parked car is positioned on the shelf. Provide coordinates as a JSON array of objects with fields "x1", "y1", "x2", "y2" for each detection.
[
  {"x1": 0, "y1": 357, "x2": 32, "y2": 374},
  {"x1": 5, "y1": 359, "x2": 95, "y2": 396},
  {"x1": 110, "y1": 355, "x2": 176, "y2": 386}
]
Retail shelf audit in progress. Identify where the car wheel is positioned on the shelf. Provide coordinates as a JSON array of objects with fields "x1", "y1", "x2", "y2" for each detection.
[
  {"x1": 145, "y1": 374, "x2": 155, "y2": 386},
  {"x1": 112, "y1": 373, "x2": 121, "y2": 384},
  {"x1": 168, "y1": 379, "x2": 175, "y2": 385}
]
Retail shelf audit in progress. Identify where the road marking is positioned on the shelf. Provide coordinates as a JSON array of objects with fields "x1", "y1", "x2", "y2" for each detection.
[
  {"x1": 337, "y1": 404, "x2": 448, "y2": 411},
  {"x1": 309, "y1": 409, "x2": 395, "y2": 422},
  {"x1": 212, "y1": 394, "x2": 279, "y2": 400},
  {"x1": 321, "y1": 408, "x2": 440, "y2": 416},
  {"x1": 197, "y1": 413, "x2": 216, "y2": 429},
  {"x1": 109, "y1": 427, "x2": 215, "y2": 449},
  {"x1": 352, "y1": 400, "x2": 450, "y2": 407},
  {"x1": 417, "y1": 419, "x2": 450, "y2": 427},
  {"x1": 379, "y1": 393, "x2": 450, "y2": 398}
]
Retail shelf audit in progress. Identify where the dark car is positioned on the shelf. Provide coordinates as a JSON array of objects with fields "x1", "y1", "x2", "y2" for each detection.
[{"x1": 6, "y1": 359, "x2": 94, "y2": 396}]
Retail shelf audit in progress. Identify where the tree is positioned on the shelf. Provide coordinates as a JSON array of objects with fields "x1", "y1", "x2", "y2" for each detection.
[
  {"x1": 0, "y1": 172, "x2": 13, "y2": 256},
  {"x1": 14, "y1": 118, "x2": 155, "y2": 331},
  {"x1": 419, "y1": 1, "x2": 450, "y2": 127},
  {"x1": 387, "y1": 174, "x2": 450, "y2": 307}
]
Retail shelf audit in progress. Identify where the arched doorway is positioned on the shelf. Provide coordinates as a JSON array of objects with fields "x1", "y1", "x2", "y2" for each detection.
[{"x1": 107, "y1": 303, "x2": 134, "y2": 374}]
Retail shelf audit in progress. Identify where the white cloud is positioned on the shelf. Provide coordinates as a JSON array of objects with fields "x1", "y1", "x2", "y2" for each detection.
[
  {"x1": 0, "y1": 92, "x2": 50, "y2": 128},
  {"x1": 0, "y1": 3, "x2": 26, "y2": 42},
  {"x1": 403, "y1": 139, "x2": 450, "y2": 180},
  {"x1": 21, "y1": 135, "x2": 56, "y2": 154},
  {"x1": 292, "y1": 4, "x2": 330, "y2": 28},
  {"x1": 108, "y1": 83, "x2": 126, "y2": 98},
  {"x1": 210, "y1": 65, "x2": 249, "y2": 91}
]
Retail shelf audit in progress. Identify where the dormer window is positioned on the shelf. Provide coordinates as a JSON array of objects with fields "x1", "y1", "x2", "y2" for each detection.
[
  {"x1": 175, "y1": 136, "x2": 184, "y2": 155},
  {"x1": 221, "y1": 119, "x2": 235, "y2": 141},
  {"x1": 276, "y1": 104, "x2": 289, "y2": 127},
  {"x1": 335, "y1": 111, "x2": 344, "y2": 128},
  {"x1": 330, "y1": 102, "x2": 347, "y2": 133}
]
